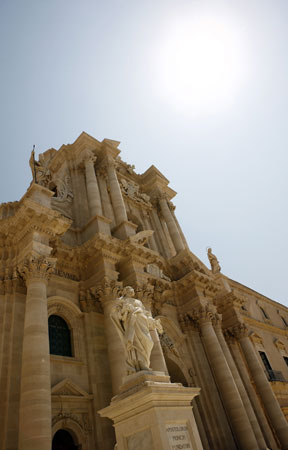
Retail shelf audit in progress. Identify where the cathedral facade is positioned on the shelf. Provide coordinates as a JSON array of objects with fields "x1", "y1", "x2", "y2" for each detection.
[{"x1": 1, "y1": 132, "x2": 288, "y2": 450}]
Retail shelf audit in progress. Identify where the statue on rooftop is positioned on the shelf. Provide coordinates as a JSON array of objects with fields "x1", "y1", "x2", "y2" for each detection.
[
  {"x1": 29, "y1": 148, "x2": 51, "y2": 187},
  {"x1": 110, "y1": 286, "x2": 162, "y2": 374},
  {"x1": 207, "y1": 247, "x2": 221, "y2": 274}
]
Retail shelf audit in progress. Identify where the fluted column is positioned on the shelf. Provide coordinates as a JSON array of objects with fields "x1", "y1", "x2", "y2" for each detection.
[
  {"x1": 237, "y1": 324, "x2": 288, "y2": 449},
  {"x1": 158, "y1": 195, "x2": 185, "y2": 253},
  {"x1": 214, "y1": 319, "x2": 266, "y2": 449},
  {"x1": 18, "y1": 255, "x2": 55, "y2": 450},
  {"x1": 106, "y1": 159, "x2": 127, "y2": 225},
  {"x1": 84, "y1": 152, "x2": 103, "y2": 217},
  {"x1": 199, "y1": 309, "x2": 259, "y2": 450}
]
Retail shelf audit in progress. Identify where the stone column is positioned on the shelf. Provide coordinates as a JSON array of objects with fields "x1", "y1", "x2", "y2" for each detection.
[
  {"x1": 179, "y1": 315, "x2": 236, "y2": 450},
  {"x1": 106, "y1": 159, "x2": 127, "y2": 225},
  {"x1": 18, "y1": 255, "x2": 55, "y2": 450},
  {"x1": 214, "y1": 319, "x2": 266, "y2": 449},
  {"x1": 228, "y1": 335, "x2": 278, "y2": 450},
  {"x1": 98, "y1": 171, "x2": 116, "y2": 226},
  {"x1": 171, "y1": 208, "x2": 189, "y2": 249},
  {"x1": 84, "y1": 152, "x2": 103, "y2": 217},
  {"x1": 158, "y1": 195, "x2": 185, "y2": 253},
  {"x1": 149, "y1": 328, "x2": 168, "y2": 374},
  {"x1": 199, "y1": 309, "x2": 259, "y2": 450},
  {"x1": 142, "y1": 211, "x2": 158, "y2": 252},
  {"x1": 237, "y1": 324, "x2": 288, "y2": 449},
  {"x1": 150, "y1": 209, "x2": 171, "y2": 258}
]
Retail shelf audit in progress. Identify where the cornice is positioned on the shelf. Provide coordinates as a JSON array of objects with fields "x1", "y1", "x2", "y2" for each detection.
[
  {"x1": 0, "y1": 197, "x2": 71, "y2": 241},
  {"x1": 228, "y1": 278, "x2": 288, "y2": 313},
  {"x1": 243, "y1": 315, "x2": 288, "y2": 337}
]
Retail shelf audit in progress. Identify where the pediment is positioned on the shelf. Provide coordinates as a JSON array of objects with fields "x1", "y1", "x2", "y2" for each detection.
[
  {"x1": 274, "y1": 338, "x2": 286, "y2": 351},
  {"x1": 52, "y1": 378, "x2": 90, "y2": 398},
  {"x1": 249, "y1": 332, "x2": 263, "y2": 345}
]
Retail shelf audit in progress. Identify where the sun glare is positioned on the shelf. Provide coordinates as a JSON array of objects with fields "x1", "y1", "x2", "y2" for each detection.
[{"x1": 154, "y1": 15, "x2": 248, "y2": 114}]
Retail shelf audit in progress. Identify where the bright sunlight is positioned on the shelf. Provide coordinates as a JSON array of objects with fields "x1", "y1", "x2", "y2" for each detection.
[{"x1": 154, "y1": 15, "x2": 249, "y2": 114}]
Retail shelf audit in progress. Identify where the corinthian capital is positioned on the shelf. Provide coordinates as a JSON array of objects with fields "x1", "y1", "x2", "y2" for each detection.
[
  {"x1": 232, "y1": 323, "x2": 250, "y2": 340},
  {"x1": 198, "y1": 305, "x2": 215, "y2": 325},
  {"x1": 94, "y1": 277, "x2": 122, "y2": 302},
  {"x1": 19, "y1": 255, "x2": 56, "y2": 282},
  {"x1": 83, "y1": 149, "x2": 97, "y2": 165}
]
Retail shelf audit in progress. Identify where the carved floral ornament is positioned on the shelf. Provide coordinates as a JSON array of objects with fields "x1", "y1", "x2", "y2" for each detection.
[
  {"x1": 119, "y1": 177, "x2": 151, "y2": 205},
  {"x1": 18, "y1": 255, "x2": 56, "y2": 281},
  {"x1": 52, "y1": 412, "x2": 92, "y2": 434}
]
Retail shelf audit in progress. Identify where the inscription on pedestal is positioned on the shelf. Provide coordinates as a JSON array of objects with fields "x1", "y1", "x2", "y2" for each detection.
[{"x1": 166, "y1": 424, "x2": 192, "y2": 450}]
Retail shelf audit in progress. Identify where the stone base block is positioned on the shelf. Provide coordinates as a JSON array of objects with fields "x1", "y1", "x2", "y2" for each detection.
[
  {"x1": 112, "y1": 220, "x2": 138, "y2": 240},
  {"x1": 98, "y1": 371, "x2": 203, "y2": 450},
  {"x1": 82, "y1": 215, "x2": 112, "y2": 241}
]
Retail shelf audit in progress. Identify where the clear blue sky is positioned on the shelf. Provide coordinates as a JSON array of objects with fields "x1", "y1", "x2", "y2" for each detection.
[{"x1": 0, "y1": 0, "x2": 287, "y2": 305}]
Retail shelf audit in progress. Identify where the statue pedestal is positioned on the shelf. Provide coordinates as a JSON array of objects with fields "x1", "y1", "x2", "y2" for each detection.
[{"x1": 98, "y1": 371, "x2": 203, "y2": 450}]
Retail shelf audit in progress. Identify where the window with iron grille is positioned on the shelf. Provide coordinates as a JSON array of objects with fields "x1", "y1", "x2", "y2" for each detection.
[{"x1": 48, "y1": 315, "x2": 72, "y2": 357}]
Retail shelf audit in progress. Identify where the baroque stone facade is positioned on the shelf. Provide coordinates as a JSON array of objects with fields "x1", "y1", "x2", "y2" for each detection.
[{"x1": 1, "y1": 131, "x2": 288, "y2": 449}]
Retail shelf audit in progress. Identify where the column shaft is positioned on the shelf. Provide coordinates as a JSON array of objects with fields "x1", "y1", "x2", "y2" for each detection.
[
  {"x1": 142, "y1": 213, "x2": 158, "y2": 252},
  {"x1": 171, "y1": 209, "x2": 189, "y2": 248},
  {"x1": 240, "y1": 335, "x2": 288, "y2": 449},
  {"x1": 229, "y1": 339, "x2": 278, "y2": 449},
  {"x1": 106, "y1": 163, "x2": 127, "y2": 225},
  {"x1": 151, "y1": 209, "x2": 172, "y2": 258},
  {"x1": 200, "y1": 320, "x2": 259, "y2": 450},
  {"x1": 102, "y1": 299, "x2": 126, "y2": 394},
  {"x1": 150, "y1": 328, "x2": 168, "y2": 374},
  {"x1": 215, "y1": 327, "x2": 266, "y2": 449},
  {"x1": 183, "y1": 322, "x2": 235, "y2": 449},
  {"x1": 18, "y1": 278, "x2": 51, "y2": 450},
  {"x1": 159, "y1": 197, "x2": 184, "y2": 253},
  {"x1": 98, "y1": 174, "x2": 115, "y2": 226},
  {"x1": 85, "y1": 158, "x2": 103, "y2": 217}
]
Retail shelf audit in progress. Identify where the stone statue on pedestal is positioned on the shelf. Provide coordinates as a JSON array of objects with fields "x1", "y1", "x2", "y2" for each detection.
[{"x1": 111, "y1": 286, "x2": 162, "y2": 374}]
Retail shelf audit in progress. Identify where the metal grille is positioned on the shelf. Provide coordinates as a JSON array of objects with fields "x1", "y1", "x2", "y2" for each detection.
[
  {"x1": 267, "y1": 370, "x2": 286, "y2": 382},
  {"x1": 49, "y1": 315, "x2": 72, "y2": 357}
]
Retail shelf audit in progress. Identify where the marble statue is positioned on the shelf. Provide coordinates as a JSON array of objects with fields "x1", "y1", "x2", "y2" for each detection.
[
  {"x1": 110, "y1": 286, "x2": 162, "y2": 374},
  {"x1": 207, "y1": 247, "x2": 221, "y2": 274}
]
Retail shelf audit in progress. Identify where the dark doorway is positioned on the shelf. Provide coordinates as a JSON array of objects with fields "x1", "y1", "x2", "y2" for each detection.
[{"x1": 52, "y1": 429, "x2": 78, "y2": 450}]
